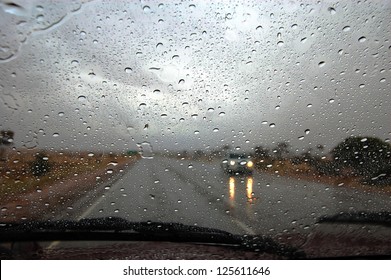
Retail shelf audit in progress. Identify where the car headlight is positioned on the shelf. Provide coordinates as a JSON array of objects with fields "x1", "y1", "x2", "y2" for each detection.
[
  {"x1": 230, "y1": 160, "x2": 235, "y2": 166},
  {"x1": 247, "y1": 161, "x2": 253, "y2": 168}
]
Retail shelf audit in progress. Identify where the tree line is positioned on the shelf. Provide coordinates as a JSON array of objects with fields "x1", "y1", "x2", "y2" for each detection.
[{"x1": 253, "y1": 136, "x2": 391, "y2": 185}]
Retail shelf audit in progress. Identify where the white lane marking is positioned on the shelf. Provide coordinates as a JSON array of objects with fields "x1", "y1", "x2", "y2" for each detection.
[
  {"x1": 233, "y1": 219, "x2": 256, "y2": 235},
  {"x1": 47, "y1": 241, "x2": 60, "y2": 249},
  {"x1": 46, "y1": 164, "x2": 138, "y2": 250},
  {"x1": 77, "y1": 168, "x2": 133, "y2": 220},
  {"x1": 77, "y1": 193, "x2": 107, "y2": 220}
]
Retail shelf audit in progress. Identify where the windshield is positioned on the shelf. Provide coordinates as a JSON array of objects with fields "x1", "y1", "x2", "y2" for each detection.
[{"x1": 1, "y1": 0, "x2": 391, "y2": 259}]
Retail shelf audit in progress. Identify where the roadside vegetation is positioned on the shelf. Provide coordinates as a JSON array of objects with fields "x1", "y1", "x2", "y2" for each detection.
[
  {"x1": 0, "y1": 149, "x2": 138, "y2": 201},
  {"x1": 252, "y1": 136, "x2": 391, "y2": 192}
]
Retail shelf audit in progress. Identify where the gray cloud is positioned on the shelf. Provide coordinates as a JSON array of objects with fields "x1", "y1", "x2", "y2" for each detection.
[{"x1": 1, "y1": 0, "x2": 390, "y2": 154}]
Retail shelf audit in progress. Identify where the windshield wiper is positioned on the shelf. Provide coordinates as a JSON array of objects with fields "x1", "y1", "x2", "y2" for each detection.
[
  {"x1": 318, "y1": 211, "x2": 391, "y2": 227},
  {"x1": 0, "y1": 217, "x2": 305, "y2": 259}
]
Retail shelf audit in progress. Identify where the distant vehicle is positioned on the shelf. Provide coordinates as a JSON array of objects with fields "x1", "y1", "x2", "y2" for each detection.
[{"x1": 221, "y1": 153, "x2": 254, "y2": 174}]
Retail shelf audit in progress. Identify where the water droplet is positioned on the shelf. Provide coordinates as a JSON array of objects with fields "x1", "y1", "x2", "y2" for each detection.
[
  {"x1": 143, "y1": 5, "x2": 151, "y2": 13},
  {"x1": 188, "y1": 164, "x2": 193, "y2": 169},
  {"x1": 318, "y1": 61, "x2": 325, "y2": 67},
  {"x1": 71, "y1": 60, "x2": 79, "y2": 65},
  {"x1": 219, "y1": 112, "x2": 225, "y2": 116},
  {"x1": 328, "y1": 98, "x2": 335, "y2": 103},
  {"x1": 342, "y1": 26, "x2": 351, "y2": 32},
  {"x1": 58, "y1": 112, "x2": 64, "y2": 116},
  {"x1": 125, "y1": 67, "x2": 132, "y2": 73},
  {"x1": 106, "y1": 169, "x2": 114, "y2": 174},
  {"x1": 360, "y1": 138, "x2": 368, "y2": 142},
  {"x1": 328, "y1": 7, "x2": 336, "y2": 15},
  {"x1": 213, "y1": 128, "x2": 219, "y2": 132},
  {"x1": 256, "y1": 25, "x2": 262, "y2": 30},
  {"x1": 178, "y1": 79, "x2": 185, "y2": 85},
  {"x1": 194, "y1": 130, "x2": 200, "y2": 135},
  {"x1": 52, "y1": 133, "x2": 59, "y2": 137},
  {"x1": 137, "y1": 141, "x2": 153, "y2": 158},
  {"x1": 269, "y1": 123, "x2": 276, "y2": 128},
  {"x1": 277, "y1": 41, "x2": 284, "y2": 46},
  {"x1": 358, "y1": 36, "x2": 367, "y2": 42},
  {"x1": 359, "y1": 84, "x2": 365, "y2": 88},
  {"x1": 305, "y1": 129, "x2": 310, "y2": 134},
  {"x1": 300, "y1": 37, "x2": 307, "y2": 43},
  {"x1": 78, "y1": 95, "x2": 86, "y2": 101},
  {"x1": 1, "y1": 2, "x2": 26, "y2": 16},
  {"x1": 307, "y1": 104, "x2": 312, "y2": 108},
  {"x1": 298, "y1": 136, "x2": 304, "y2": 140}
]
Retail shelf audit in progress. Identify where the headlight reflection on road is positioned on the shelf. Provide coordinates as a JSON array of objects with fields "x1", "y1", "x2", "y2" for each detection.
[
  {"x1": 229, "y1": 176, "x2": 235, "y2": 200},
  {"x1": 228, "y1": 176, "x2": 254, "y2": 203},
  {"x1": 246, "y1": 177, "x2": 253, "y2": 202}
]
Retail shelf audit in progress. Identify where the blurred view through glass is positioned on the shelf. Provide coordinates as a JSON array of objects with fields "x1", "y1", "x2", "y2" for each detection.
[{"x1": 0, "y1": 0, "x2": 390, "y2": 257}]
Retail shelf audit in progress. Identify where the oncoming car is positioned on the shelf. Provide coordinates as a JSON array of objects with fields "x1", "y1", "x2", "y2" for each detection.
[{"x1": 221, "y1": 153, "x2": 254, "y2": 174}]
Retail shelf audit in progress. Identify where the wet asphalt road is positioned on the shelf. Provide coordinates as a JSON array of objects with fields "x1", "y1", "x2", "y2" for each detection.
[{"x1": 66, "y1": 156, "x2": 391, "y2": 236}]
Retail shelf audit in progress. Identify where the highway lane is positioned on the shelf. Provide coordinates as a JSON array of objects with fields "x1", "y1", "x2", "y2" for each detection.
[{"x1": 71, "y1": 156, "x2": 391, "y2": 236}]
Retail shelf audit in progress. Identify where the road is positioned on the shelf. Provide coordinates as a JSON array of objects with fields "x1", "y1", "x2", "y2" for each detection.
[{"x1": 60, "y1": 156, "x2": 391, "y2": 236}]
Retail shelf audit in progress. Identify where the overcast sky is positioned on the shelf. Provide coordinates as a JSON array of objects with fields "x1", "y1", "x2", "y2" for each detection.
[{"x1": 0, "y1": 0, "x2": 390, "y2": 155}]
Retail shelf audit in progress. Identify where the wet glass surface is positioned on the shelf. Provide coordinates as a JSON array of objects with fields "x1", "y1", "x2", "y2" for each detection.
[{"x1": 0, "y1": 0, "x2": 391, "y2": 258}]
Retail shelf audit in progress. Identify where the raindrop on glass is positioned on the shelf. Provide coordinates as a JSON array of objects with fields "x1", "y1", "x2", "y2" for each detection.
[
  {"x1": 318, "y1": 61, "x2": 325, "y2": 67},
  {"x1": 358, "y1": 36, "x2": 367, "y2": 42}
]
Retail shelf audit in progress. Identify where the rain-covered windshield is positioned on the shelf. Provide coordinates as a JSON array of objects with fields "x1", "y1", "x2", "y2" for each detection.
[{"x1": 0, "y1": 0, "x2": 391, "y2": 258}]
